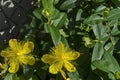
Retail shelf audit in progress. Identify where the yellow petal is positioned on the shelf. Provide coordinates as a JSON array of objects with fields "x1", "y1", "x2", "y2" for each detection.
[
  {"x1": 19, "y1": 55, "x2": 35, "y2": 65},
  {"x1": 60, "y1": 70, "x2": 67, "y2": 80},
  {"x1": 8, "y1": 60, "x2": 19, "y2": 73},
  {"x1": 49, "y1": 62, "x2": 63, "y2": 74},
  {"x1": 115, "y1": 71, "x2": 120, "y2": 79},
  {"x1": 9, "y1": 39, "x2": 21, "y2": 52},
  {"x1": 1, "y1": 48, "x2": 15, "y2": 58},
  {"x1": 0, "y1": 63, "x2": 3, "y2": 70},
  {"x1": 21, "y1": 41, "x2": 34, "y2": 55},
  {"x1": 52, "y1": 42, "x2": 65, "y2": 56},
  {"x1": 66, "y1": 78, "x2": 71, "y2": 80},
  {"x1": 41, "y1": 54, "x2": 58, "y2": 65},
  {"x1": 64, "y1": 51, "x2": 80, "y2": 60},
  {"x1": 64, "y1": 61, "x2": 76, "y2": 72}
]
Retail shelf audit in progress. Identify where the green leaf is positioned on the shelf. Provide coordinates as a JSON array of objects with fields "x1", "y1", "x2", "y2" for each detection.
[
  {"x1": 67, "y1": 71, "x2": 81, "y2": 80},
  {"x1": 42, "y1": 0, "x2": 54, "y2": 9},
  {"x1": 52, "y1": 0, "x2": 59, "y2": 5},
  {"x1": 108, "y1": 72, "x2": 116, "y2": 80},
  {"x1": 92, "y1": 50, "x2": 120, "y2": 73},
  {"x1": 33, "y1": 9, "x2": 42, "y2": 20},
  {"x1": 92, "y1": 43, "x2": 104, "y2": 61},
  {"x1": 84, "y1": 14, "x2": 104, "y2": 24},
  {"x1": 92, "y1": 60, "x2": 111, "y2": 73},
  {"x1": 76, "y1": 9, "x2": 83, "y2": 21},
  {"x1": 110, "y1": 37, "x2": 119, "y2": 46},
  {"x1": 49, "y1": 25, "x2": 61, "y2": 45},
  {"x1": 95, "y1": 5, "x2": 106, "y2": 12},
  {"x1": 53, "y1": 13, "x2": 67, "y2": 28},
  {"x1": 60, "y1": 0, "x2": 77, "y2": 10},
  {"x1": 107, "y1": 8, "x2": 120, "y2": 21},
  {"x1": 93, "y1": 23, "x2": 109, "y2": 41},
  {"x1": 4, "y1": 73, "x2": 19, "y2": 80},
  {"x1": 44, "y1": 23, "x2": 50, "y2": 33},
  {"x1": 61, "y1": 36, "x2": 69, "y2": 47},
  {"x1": 111, "y1": 22, "x2": 120, "y2": 36},
  {"x1": 50, "y1": 9, "x2": 60, "y2": 20},
  {"x1": 104, "y1": 43, "x2": 114, "y2": 55}
]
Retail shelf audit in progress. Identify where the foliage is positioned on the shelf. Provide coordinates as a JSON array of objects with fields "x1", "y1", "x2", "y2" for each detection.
[{"x1": 1, "y1": 0, "x2": 120, "y2": 80}]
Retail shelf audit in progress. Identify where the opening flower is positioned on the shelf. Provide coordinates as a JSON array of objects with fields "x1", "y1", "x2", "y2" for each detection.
[
  {"x1": 0, "y1": 39, "x2": 35, "y2": 73},
  {"x1": 41, "y1": 42, "x2": 80, "y2": 80}
]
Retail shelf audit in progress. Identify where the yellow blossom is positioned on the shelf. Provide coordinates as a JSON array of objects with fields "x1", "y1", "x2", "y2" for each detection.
[
  {"x1": 41, "y1": 42, "x2": 80, "y2": 80},
  {"x1": 0, "y1": 39, "x2": 35, "y2": 73},
  {"x1": 115, "y1": 71, "x2": 120, "y2": 79}
]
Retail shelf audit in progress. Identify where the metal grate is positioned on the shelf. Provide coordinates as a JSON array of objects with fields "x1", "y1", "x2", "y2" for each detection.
[{"x1": 0, "y1": 0, "x2": 36, "y2": 42}]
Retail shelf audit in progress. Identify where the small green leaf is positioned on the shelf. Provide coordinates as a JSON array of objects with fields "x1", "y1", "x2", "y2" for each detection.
[
  {"x1": 111, "y1": 22, "x2": 120, "y2": 36},
  {"x1": 50, "y1": 9, "x2": 60, "y2": 20},
  {"x1": 60, "y1": 0, "x2": 77, "y2": 10},
  {"x1": 44, "y1": 23, "x2": 50, "y2": 33},
  {"x1": 95, "y1": 5, "x2": 106, "y2": 12},
  {"x1": 53, "y1": 13, "x2": 67, "y2": 28},
  {"x1": 93, "y1": 23, "x2": 108, "y2": 41},
  {"x1": 33, "y1": 9, "x2": 42, "y2": 20},
  {"x1": 92, "y1": 50, "x2": 120, "y2": 73},
  {"x1": 108, "y1": 72, "x2": 116, "y2": 80},
  {"x1": 61, "y1": 36, "x2": 69, "y2": 47},
  {"x1": 107, "y1": 8, "x2": 120, "y2": 21},
  {"x1": 4, "y1": 73, "x2": 19, "y2": 80},
  {"x1": 92, "y1": 60, "x2": 111, "y2": 73},
  {"x1": 104, "y1": 43, "x2": 114, "y2": 55},
  {"x1": 67, "y1": 70, "x2": 81, "y2": 80},
  {"x1": 76, "y1": 9, "x2": 83, "y2": 21},
  {"x1": 52, "y1": 0, "x2": 59, "y2": 5},
  {"x1": 92, "y1": 43, "x2": 104, "y2": 61},
  {"x1": 42, "y1": 0, "x2": 54, "y2": 9},
  {"x1": 49, "y1": 25, "x2": 61, "y2": 45},
  {"x1": 84, "y1": 14, "x2": 104, "y2": 24}
]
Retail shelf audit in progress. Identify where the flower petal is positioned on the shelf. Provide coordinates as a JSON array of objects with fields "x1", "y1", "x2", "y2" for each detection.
[
  {"x1": 9, "y1": 39, "x2": 22, "y2": 52},
  {"x1": 8, "y1": 60, "x2": 19, "y2": 73},
  {"x1": 64, "y1": 51, "x2": 80, "y2": 60},
  {"x1": 64, "y1": 61, "x2": 76, "y2": 72},
  {"x1": 60, "y1": 70, "x2": 67, "y2": 80},
  {"x1": 21, "y1": 41, "x2": 34, "y2": 55},
  {"x1": 1, "y1": 49, "x2": 14, "y2": 58},
  {"x1": 19, "y1": 55, "x2": 35, "y2": 65},
  {"x1": 49, "y1": 62, "x2": 63, "y2": 74},
  {"x1": 41, "y1": 54, "x2": 58, "y2": 65},
  {"x1": 51, "y1": 42, "x2": 65, "y2": 56}
]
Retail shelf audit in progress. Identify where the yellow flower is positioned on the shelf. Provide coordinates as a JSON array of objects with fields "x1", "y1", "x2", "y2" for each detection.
[
  {"x1": 41, "y1": 42, "x2": 80, "y2": 79},
  {"x1": 0, "y1": 63, "x2": 2, "y2": 70},
  {"x1": 115, "y1": 71, "x2": 120, "y2": 79},
  {"x1": 0, "y1": 39, "x2": 35, "y2": 73}
]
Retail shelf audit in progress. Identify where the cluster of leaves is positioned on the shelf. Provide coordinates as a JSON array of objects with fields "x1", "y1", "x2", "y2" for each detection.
[{"x1": 1, "y1": 0, "x2": 120, "y2": 80}]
